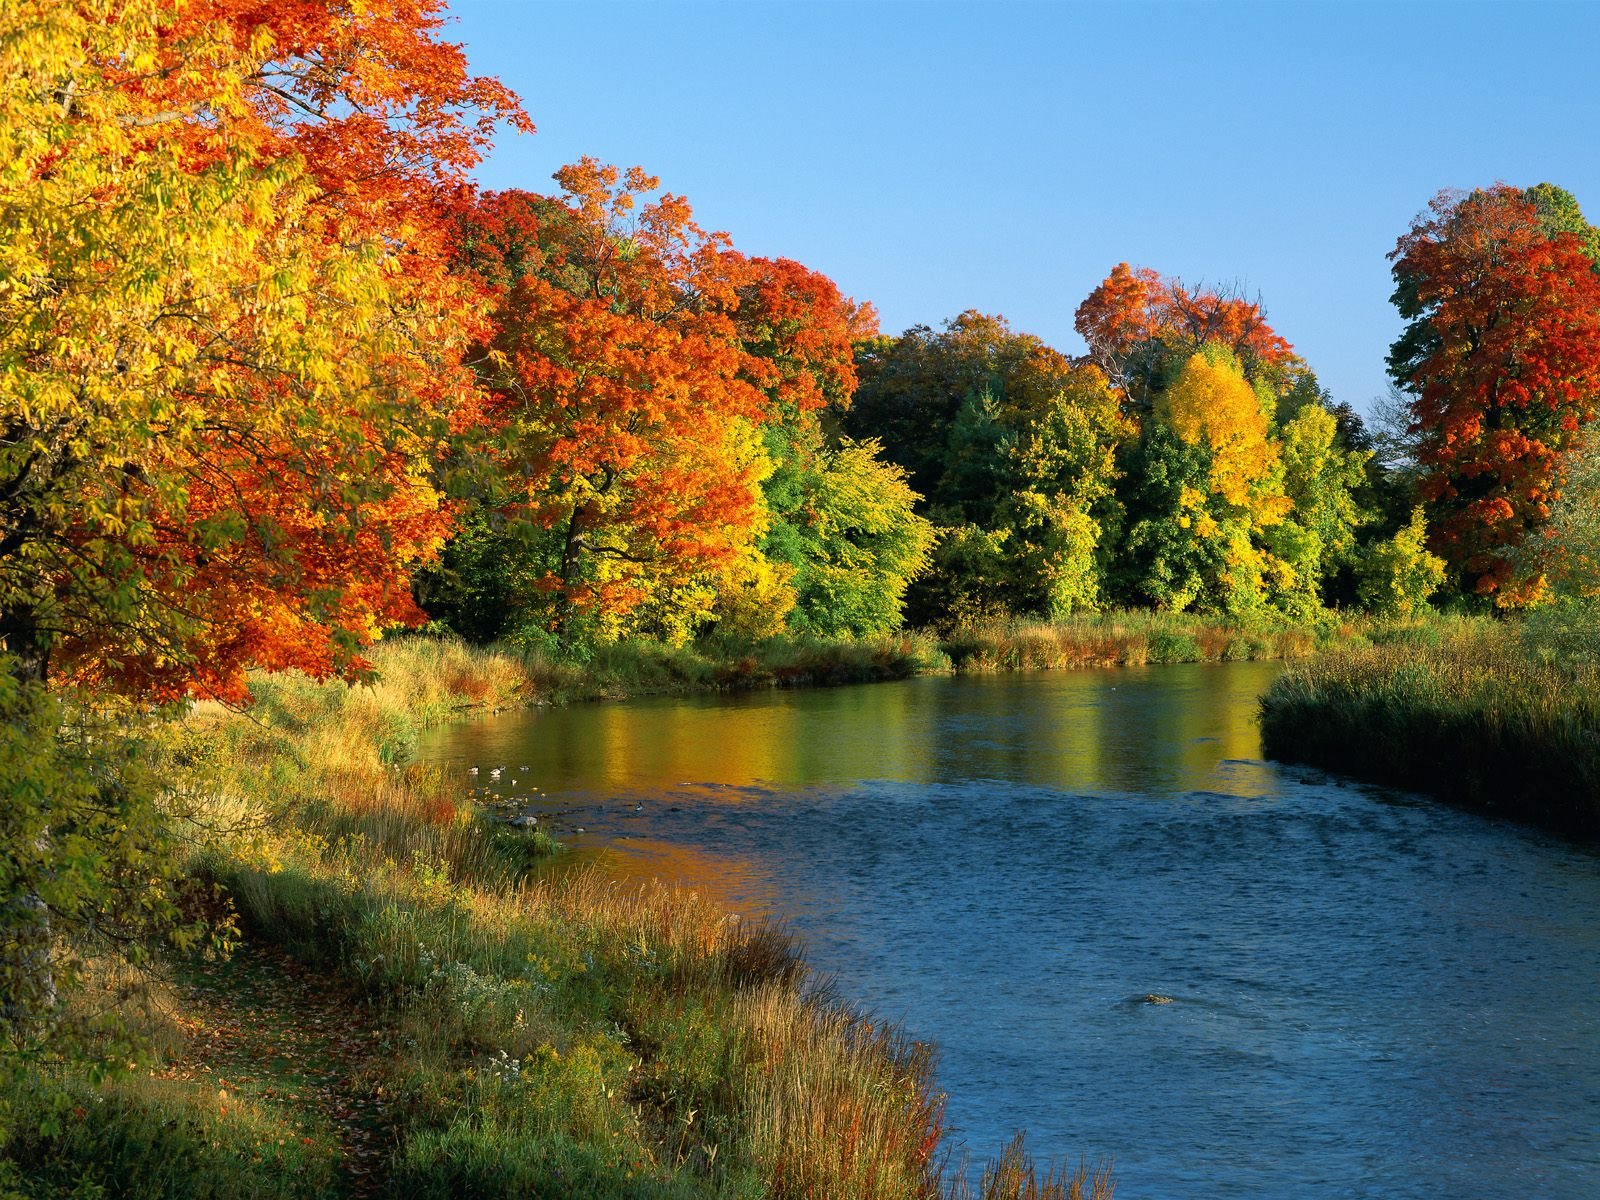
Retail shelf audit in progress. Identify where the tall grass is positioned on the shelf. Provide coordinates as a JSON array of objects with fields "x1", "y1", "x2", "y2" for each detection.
[
  {"x1": 509, "y1": 628, "x2": 952, "y2": 700},
  {"x1": 938, "y1": 611, "x2": 1330, "y2": 672},
  {"x1": 1259, "y1": 616, "x2": 1600, "y2": 835},
  {"x1": 9, "y1": 632, "x2": 1110, "y2": 1197}
]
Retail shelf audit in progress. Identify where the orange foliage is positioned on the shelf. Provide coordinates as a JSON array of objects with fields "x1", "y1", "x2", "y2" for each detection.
[
  {"x1": 466, "y1": 164, "x2": 776, "y2": 632},
  {"x1": 1075, "y1": 262, "x2": 1295, "y2": 384},
  {"x1": 735, "y1": 257, "x2": 878, "y2": 414},
  {"x1": 6, "y1": 0, "x2": 528, "y2": 703},
  {"x1": 1391, "y1": 186, "x2": 1600, "y2": 600}
]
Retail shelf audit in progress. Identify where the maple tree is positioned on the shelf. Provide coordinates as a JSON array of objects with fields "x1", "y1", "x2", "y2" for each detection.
[
  {"x1": 461, "y1": 166, "x2": 772, "y2": 641},
  {"x1": 1, "y1": 0, "x2": 523, "y2": 1039},
  {"x1": 2, "y1": 0, "x2": 526, "y2": 701},
  {"x1": 1074, "y1": 264, "x2": 1296, "y2": 405},
  {"x1": 1388, "y1": 185, "x2": 1600, "y2": 602}
]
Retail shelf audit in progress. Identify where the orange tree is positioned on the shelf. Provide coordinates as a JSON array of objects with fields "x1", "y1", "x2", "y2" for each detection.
[
  {"x1": 1, "y1": 0, "x2": 523, "y2": 1045},
  {"x1": 1388, "y1": 184, "x2": 1600, "y2": 603},
  {"x1": 1074, "y1": 263, "x2": 1296, "y2": 408},
  {"x1": 459, "y1": 166, "x2": 787, "y2": 644}
]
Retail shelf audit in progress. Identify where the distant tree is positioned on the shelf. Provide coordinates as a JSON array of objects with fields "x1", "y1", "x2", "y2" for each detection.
[
  {"x1": 1357, "y1": 508, "x2": 1446, "y2": 619},
  {"x1": 1074, "y1": 264, "x2": 1298, "y2": 407},
  {"x1": 1267, "y1": 403, "x2": 1372, "y2": 614},
  {"x1": 847, "y1": 312, "x2": 1078, "y2": 498},
  {"x1": 784, "y1": 441, "x2": 935, "y2": 637},
  {"x1": 1388, "y1": 184, "x2": 1600, "y2": 604}
]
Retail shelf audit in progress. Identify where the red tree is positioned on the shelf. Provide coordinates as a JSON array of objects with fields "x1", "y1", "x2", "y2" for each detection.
[
  {"x1": 1074, "y1": 263, "x2": 1295, "y2": 401},
  {"x1": 461, "y1": 165, "x2": 775, "y2": 636},
  {"x1": 1389, "y1": 186, "x2": 1600, "y2": 601},
  {"x1": 6, "y1": 0, "x2": 529, "y2": 704}
]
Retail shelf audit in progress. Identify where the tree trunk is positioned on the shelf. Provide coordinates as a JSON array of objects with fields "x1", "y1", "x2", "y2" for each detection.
[
  {"x1": 552, "y1": 504, "x2": 586, "y2": 641},
  {"x1": 1, "y1": 602, "x2": 58, "y2": 1035}
]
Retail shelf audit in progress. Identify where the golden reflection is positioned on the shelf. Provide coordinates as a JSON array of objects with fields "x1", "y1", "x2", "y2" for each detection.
[
  {"x1": 423, "y1": 661, "x2": 1285, "y2": 802},
  {"x1": 555, "y1": 834, "x2": 784, "y2": 917}
]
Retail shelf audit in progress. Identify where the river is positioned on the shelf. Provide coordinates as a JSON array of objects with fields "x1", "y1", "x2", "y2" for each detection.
[{"x1": 418, "y1": 661, "x2": 1600, "y2": 1198}]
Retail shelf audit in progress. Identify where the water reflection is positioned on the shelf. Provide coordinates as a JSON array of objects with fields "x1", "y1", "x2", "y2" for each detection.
[{"x1": 426, "y1": 661, "x2": 1280, "y2": 807}]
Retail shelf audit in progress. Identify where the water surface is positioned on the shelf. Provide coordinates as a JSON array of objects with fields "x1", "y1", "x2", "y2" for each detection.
[{"x1": 420, "y1": 663, "x2": 1600, "y2": 1198}]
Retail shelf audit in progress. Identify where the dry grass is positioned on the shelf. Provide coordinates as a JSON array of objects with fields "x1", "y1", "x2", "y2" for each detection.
[
  {"x1": 938, "y1": 612, "x2": 1327, "y2": 673},
  {"x1": 14, "y1": 631, "x2": 1111, "y2": 1197},
  {"x1": 1260, "y1": 617, "x2": 1600, "y2": 834}
]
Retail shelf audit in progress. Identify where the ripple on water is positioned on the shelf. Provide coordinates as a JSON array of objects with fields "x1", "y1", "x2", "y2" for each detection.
[{"x1": 420, "y1": 663, "x2": 1600, "y2": 1199}]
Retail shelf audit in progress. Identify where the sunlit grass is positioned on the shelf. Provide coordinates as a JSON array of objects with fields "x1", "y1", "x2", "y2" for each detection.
[
  {"x1": 1259, "y1": 615, "x2": 1600, "y2": 834},
  {"x1": 8, "y1": 631, "x2": 1115, "y2": 1196},
  {"x1": 937, "y1": 610, "x2": 1334, "y2": 672}
]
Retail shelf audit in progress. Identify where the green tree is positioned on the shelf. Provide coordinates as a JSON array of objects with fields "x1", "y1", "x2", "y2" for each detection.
[
  {"x1": 1265, "y1": 403, "x2": 1372, "y2": 614},
  {"x1": 785, "y1": 440, "x2": 935, "y2": 637},
  {"x1": 1357, "y1": 508, "x2": 1446, "y2": 618}
]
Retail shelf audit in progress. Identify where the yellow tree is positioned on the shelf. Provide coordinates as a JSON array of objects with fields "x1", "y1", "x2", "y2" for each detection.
[
  {"x1": 1, "y1": 0, "x2": 521, "y2": 1045},
  {"x1": 1138, "y1": 348, "x2": 1291, "y2": 612}
]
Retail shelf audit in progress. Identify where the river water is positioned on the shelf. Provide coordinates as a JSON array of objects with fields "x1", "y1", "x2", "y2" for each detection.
[{"x1": 418, "y1": 661, "x2": 1600, "y2": 1198}]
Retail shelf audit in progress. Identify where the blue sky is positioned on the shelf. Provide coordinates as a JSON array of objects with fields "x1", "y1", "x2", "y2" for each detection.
[{"x1": 445, "y1": 0, "x2": 1600, "y2": 418}]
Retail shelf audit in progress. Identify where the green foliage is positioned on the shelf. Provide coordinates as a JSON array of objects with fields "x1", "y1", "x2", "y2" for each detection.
[
  {"x1": 1525, "y1": 181, "x2": 1600, "y2": 268},
  {"x1": 413, "y1": 511, "x2": 557, "y2": 645},
  {"x1": 2, "y1": 1072, "x2": 337, "y2": 1200},
  {"x1": 0, "y1": 676, "x2": 210, "y2": 1063},
  {"x1": 785, "y1": 440, "x2": 936, "y2": 638},
  {"x1": 1517, "y1": 433, "x2": 1600, "y2": 664},
  {"x1": 1114, "y1": 425, "x2": 1223, "y2": 612},
  {"x1": 1356, "y1": 507, "x2": 1446, "y2": 619}
]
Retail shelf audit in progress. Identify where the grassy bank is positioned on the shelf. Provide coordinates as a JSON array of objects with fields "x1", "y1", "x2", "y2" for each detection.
[
  {"x1": 936, "y1": 612, "x2": 1332, "y2": 672},
  {"x1": 491, "y1": 609, "x2": 1347, "y2": 706},
  {"x1": 5, "y1": 637, "x2": 1113, "y2": 1199},
  {"x1": 1259, "y1": 617, "x2": 1600, "y2": 836}
]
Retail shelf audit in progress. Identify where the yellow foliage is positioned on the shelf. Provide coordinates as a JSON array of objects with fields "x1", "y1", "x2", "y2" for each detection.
[
  {"x1": 1159, "y1": 352, "x2": 1286, "y2": 519},
  {"x1": 712, "y1": 552, "x2": 799, "y2": 639}
]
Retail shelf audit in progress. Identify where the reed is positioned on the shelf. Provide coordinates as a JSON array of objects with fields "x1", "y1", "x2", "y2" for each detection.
[
  {"x1": 938, "y1": 611, "x2": 1325, "y2": 672},
  {"x1": 1259, "y1": 617, "x2": 1600, "y2": 835}
]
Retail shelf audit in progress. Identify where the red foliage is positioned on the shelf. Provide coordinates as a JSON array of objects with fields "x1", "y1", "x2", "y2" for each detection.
[
  {"x1": 1391, "y1": 185, "x2": 1600, "y2": 599},
  {"x1": 1074, "y1": 262, "x2": 1295, "y2": 381},
  {"x1": 464, "y1": 164, "x2": 770, "y2": 629},
  {"x1": 33, "y1": 0, "x2": 528, "y2": 703},
  {"x1": 735, "y1": 256, "x2": 878, "y2": 414}
]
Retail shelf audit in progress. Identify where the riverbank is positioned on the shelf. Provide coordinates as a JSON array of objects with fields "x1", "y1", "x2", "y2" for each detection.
[
  {"x1": 1259, "y1": 617, "x2": 1600, "y2": 837},
  {"x1": 5, "y1": 637, "x2": 1113, "y2": 1199},
  {"x1": 472, "y1": 609, "x2": 1347, "y2": 707}
]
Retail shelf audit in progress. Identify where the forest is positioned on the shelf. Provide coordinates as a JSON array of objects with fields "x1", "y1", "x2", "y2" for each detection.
[{"x1": 6, "y1": 0, "x2": 1600, "y2": 1196}]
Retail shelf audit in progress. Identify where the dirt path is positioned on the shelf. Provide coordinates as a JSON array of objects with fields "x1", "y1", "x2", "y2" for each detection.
[{"x1": 156, "y1": 941, "x2": 396, "y2": 1197}]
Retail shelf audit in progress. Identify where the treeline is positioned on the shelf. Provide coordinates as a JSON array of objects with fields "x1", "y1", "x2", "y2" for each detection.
[
  {"x1": 420, "y1": 183, "x2": 1600, "y2": 654},
  {"x1": 422, "y1": 201, "x2": 1423, "y2": 651}
]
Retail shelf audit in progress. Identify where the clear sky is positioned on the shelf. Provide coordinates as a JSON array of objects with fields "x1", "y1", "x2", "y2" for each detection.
[{"x1": 444, "y1": 0, "x2": 1600, "y2": 418}]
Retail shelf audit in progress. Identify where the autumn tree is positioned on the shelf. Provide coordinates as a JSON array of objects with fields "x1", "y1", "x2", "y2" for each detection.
[
  {"x1": 848, "y1": 313, "x2": 1131, "y2": 625},
  {"x1": 458, "y1": 168, "x2": 776, "y2": 644},
  {"x1": 2, "y1": 0, "x2": 523, "y2": 1042},
  {"x1": 1119, "y1": 348, "x2": 1292, "y2": 614},
  {"x1": 1074, "y1": 264, "x2": 1298, "y2": 407},
  {"x1": 729, "y1": 256, "x2": 895, "y2": 635},
  {"x1": 781, "y1": 441, "x2": 936, "y2": 638},
  {"x1": 1267, "y1": 403, "x2": 1372, "y2": 616},
  {"x1": 1388, "y1": 184, "x2": 1600, "y2": 603}
]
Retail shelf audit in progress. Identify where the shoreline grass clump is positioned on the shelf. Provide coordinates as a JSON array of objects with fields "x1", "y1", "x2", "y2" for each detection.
[
  {"x1": 936, "y1": 611, "x2": 1330, "y2": 673},
  {"x1": 1259, "y1": 616, "x2": 1600, "y2": 836},
  {"x1": 6, "y1": 633, "x2": 1112, "y2": 1198}
]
